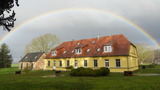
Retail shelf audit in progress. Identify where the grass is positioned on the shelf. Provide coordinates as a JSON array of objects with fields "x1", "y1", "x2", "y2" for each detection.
[{"x1": 0, "y1": 64, "x2": 160, "y2": 90}]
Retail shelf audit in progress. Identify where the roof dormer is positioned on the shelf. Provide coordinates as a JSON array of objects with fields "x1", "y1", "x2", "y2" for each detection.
[
  {"x1": 104, "y1": 46, "x2": 112, "y2": 53},
  {"x1": 75, "y1": 48, "x2": 82, "y2": 54},
  {"x1": 52, "y1": 50, "x2": 57, "y2": 56}
]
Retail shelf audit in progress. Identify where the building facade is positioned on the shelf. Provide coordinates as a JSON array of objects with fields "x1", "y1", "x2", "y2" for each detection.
[
  {"x1": 44, "y1": 34, "x2": 138, "y2": 72},
  {"x1": 19, "y1": 52, "x2": 46, "y2": 70}
]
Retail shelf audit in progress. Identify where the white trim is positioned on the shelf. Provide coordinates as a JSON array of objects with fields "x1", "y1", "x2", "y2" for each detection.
[{"x1": 104, "y1": 46, "x2": 112, "y2": 52}]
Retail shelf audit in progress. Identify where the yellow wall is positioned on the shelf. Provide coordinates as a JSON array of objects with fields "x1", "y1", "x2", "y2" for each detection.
[{"x1": 44, "y1": 45, "x2": 138, "y2": 72}]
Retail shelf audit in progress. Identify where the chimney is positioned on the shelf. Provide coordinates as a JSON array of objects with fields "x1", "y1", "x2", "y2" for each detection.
[{"x1": 97, "y1": 33, "x2": 100, "y2": 40}]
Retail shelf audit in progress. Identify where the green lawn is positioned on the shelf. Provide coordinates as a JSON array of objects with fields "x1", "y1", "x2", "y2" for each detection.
[{"x1": 0, "y1": 64, "x2": 160, "y2": 90}]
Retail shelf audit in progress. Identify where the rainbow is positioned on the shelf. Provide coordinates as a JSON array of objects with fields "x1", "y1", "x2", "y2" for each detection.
[{"x1": 0, "y1": 8, "x2": 159, "y2": 48}]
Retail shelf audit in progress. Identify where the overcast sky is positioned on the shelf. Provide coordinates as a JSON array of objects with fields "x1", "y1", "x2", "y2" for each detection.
[{"x1": 0, "y1": 0, "x2": 160, "y2": 62}]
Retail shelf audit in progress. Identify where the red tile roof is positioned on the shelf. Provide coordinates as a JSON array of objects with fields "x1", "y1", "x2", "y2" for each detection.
[{"x1": 46, "y1": 34, "x2": 133, "y2": 59}]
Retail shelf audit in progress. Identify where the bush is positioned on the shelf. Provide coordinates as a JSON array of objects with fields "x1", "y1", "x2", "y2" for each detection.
[
  {"x1": 70, "y1": 67, "x2": 110, "y2": 76},
  {"x1": 99, "y1": 67, "x2": 110, "y2": 76}
]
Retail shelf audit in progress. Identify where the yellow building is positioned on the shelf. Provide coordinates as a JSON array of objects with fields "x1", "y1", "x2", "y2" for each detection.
[{"x1": 44, "y1": 34, "x2": 138, "y2": 72}]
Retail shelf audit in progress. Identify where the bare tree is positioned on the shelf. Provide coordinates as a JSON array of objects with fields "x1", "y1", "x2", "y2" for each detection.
[
  {"x1": 154, "y1": 49, "x2": 160, "y2": 64},
  {"x1": 135, "y1": 42, "x2": 155, "y2": 64},
  {"x1": 24, "y1": 33, "x2": 60, "y2": 54}
]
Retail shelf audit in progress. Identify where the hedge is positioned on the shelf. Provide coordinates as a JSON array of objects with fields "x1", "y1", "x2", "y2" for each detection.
[{"x1": 70, "y1": 67, "x2": 110, "y2": 76}]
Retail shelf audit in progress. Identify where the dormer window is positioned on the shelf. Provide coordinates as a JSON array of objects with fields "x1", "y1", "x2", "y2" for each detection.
[
  {"x1": 52, "y1": 50, "x2": 57, "y2": 56},
  {"x1": 75, "y1": 48, "x2": 82, "y2": 54},
  {"x1": 104, "y1": 46, "x2": 112, "y2": 52}
]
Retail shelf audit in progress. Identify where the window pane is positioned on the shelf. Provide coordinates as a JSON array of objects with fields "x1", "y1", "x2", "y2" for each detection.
[
  {"x1": 59, "y1": 61, "x2": 62, "y2": 67},
  {"x1": 105, "y1": 59, "x2": 109, "y2": 67},
  {"x1": 75, "y1": 60, "x2": 78, "y2": 67},
  {"x1": 67, "y1": 60, "x2": 70, "y2": 67},
  {"x1": 53, "y1": 61, "x2": 56, "y2": 66},
  {"x1": 48, "y1": 61, "x2": 50, "y2": 66},
  {"x1": 104, "y1": 46, "x2": 112, "y2": 52},
  {"x1": 94, "y1": 60, "x2": 98, "y2": 67},
  {"x1": 84, "y1": 60, "x2": 87, "y2": 67},
  {"x1": 116, "y1": 59, "x2": 120, "y2": 67}
]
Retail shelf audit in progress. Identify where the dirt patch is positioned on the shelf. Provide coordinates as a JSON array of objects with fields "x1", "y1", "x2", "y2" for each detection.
[
  {"x1": 135, "y1": 73, "x2": 160, "y2": 76},
  {"x1": 42, "y1": 75, "x2": 65, "y2": 78}
]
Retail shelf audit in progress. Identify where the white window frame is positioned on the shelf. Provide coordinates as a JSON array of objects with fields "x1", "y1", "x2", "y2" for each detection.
[
  {"x1": 75, "y1": 48, "x2": 82, "y2": 54},
  {"x1": 104, "y1": 46, "x2": 112, "y2": 52},
  {"x1": 74, "y1": 60, "x2": 78, "y2": 68},
  {"x1": 66, "y1": 60, "x2": 70, "y2": 67},
  {"x1": 59, "y1": 60, "x2": 62, "y2": 67},
  {"x1": 52, "y1": 50, "x2": 57, "y2": 56},
  {"x1": 105, "y1": 59, "x2": 109, "y2": 68},
  {"x1": 53, "y1": 61, "x2": 56, "y2": 67}
]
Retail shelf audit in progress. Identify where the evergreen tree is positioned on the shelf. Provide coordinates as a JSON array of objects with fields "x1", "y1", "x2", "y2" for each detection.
[{"x1": 0, "y1": 43, "x2": 13, "y2": 68}]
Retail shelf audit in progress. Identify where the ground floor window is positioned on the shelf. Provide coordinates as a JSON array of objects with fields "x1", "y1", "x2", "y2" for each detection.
[
  {"x1": 116, "y1": 59, "x2": 120, "y2": 67},
  {"x1": 66, "y1": 60, "x2": 70, "y2": 67},
  {"x1": 94, "y1": 60, "x2": 98, "y2": 67},
  {"x1": 21, "y1": 63, "x2": 23, "y2": 69},
  {"x1": 31, "y1": 63, "x2": 33, "y2": 69},
  {"x1": 84, "y1": 60, "x2": 87, "y2": 67},
  {"x1": 48, "y1": 61, "x2": 50, "y2": 66},
  {"x1": 59, "y1": 61, "x2": 62, "y2": 67},
  {"x1": 105, "y1": 59, "x2": 109, "y2": 67},
  {"x1": 53, "y1": 61, "x2": 56, "y2": 66},
  {"x1": 75, "y1": 60, "x2": 78, "y2": 67},
  {"x1": 26, "y1": 63, "x2": 28, "y2": 68}
]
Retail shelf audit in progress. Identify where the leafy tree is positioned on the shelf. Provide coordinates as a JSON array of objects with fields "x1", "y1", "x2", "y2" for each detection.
[
  {"x1": 0, "y1": 0, "x2": 19, "y2": 31},
  {"x1": 24, "y1": 33, "x2": 60, "y2": 54},
  {"x1": 0, "y1": 43, "x2": 13, "y2": 68},
  {"x1": 135, "y1": 43, "x2": 155, "y2": 64}
]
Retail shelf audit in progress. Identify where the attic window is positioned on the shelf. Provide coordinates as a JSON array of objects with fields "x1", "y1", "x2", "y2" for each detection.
[
  {"x1": 97, "y1": 48, "x2": 101, "y2": 51},
  {"x1": 104, "y1": 46, "x2": 112, "y2": 53},
  {"x1": 52, "y1": 50, "x2": 57, "y2": 56},
  {"x1": 75, "y1": 48, "x2": 82, "y2": 54},
  {"x1": 63, "y1": 51, "x2": 66, "y2": 54},
  {"x1": 87, "y1": 49, "x2": 90, "y2": 52},
  {"x1": 92, "y1": 41, "x2": 95, "y2": 44},
  {"x1": 77, "y1": 42, "x2": 80, "y2": 45}
]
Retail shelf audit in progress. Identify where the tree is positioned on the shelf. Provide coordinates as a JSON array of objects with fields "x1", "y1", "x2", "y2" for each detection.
[
  {"x1": 0, "y1": 43, "x2": 13, "y2": 68},
  {"x1": 24, "y1": 33, "x2": 60, "y2": 54},
  {"x1": 135, "y1": 42, "x2": 155, "y2": 64},
  {"x1": 154, "y1": 49, "x2": 160, "y2": 64},
  {"x1": 0, "y1": 0, "x2": 19, "y2": 31}
]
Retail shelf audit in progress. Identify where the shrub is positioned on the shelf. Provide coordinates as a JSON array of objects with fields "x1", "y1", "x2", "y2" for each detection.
[
  {"x1": 70, "y1": 67, "x2": 110, "y2": 76},
  {"x1": 70, "y1": 69, "x2": 78, "y2": 76},
  {"x1": 65, "y1": 66, "x2": 73, "y2": 71},
  {"x1": 99, "y1": 67, "x2": 110, "y2": 76}
]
